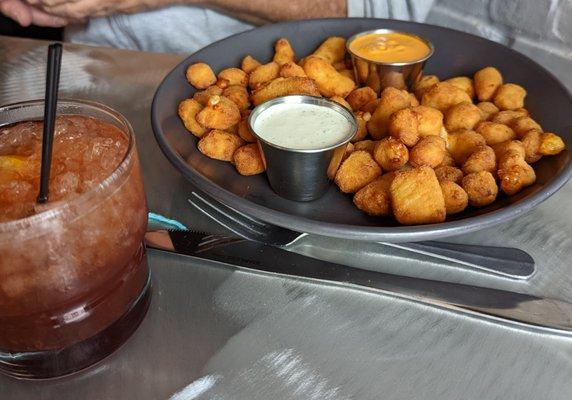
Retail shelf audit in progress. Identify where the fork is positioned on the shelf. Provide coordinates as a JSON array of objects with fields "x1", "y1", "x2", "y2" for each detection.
[{"x1": 187, "y1": 191, "x2": 535, "y2": 280}]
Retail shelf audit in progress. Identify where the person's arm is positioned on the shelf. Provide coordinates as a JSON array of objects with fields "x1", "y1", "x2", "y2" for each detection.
[
  {"x1": 24, "y1": 0, "x2": 347, "y2": 24},
  {"x1": 0, "y1": 0, "x2": 69, "y2": 26},
  {"x1": 198, "y1": 0, "x2": 347, "y2": 24}
]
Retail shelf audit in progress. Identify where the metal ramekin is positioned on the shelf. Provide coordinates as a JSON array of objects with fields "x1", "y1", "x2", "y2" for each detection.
[
  {"x1": 248, "y1": 95, "x2": 357, "y2": 202},
  {"x1": 346, "y1": 29, "x2": 435, "y2": 95}
]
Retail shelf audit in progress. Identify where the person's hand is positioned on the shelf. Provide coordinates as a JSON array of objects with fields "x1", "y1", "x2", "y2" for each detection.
[
  {"x1": 24, "y1": 0, "x2": 167, "y2": 20},
  {"x1": 0, "y1": 0, "x2": 69, "y2": 26}
]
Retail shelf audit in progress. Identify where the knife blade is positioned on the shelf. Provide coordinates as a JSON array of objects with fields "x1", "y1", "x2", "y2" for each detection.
[{"x1": 145, "y1": 229, "x2": 572, "y2": 334}]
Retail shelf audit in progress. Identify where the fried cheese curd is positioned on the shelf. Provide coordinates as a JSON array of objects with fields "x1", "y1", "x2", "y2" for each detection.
[{"x1": 178, "y1": 38, "x2": 566, "y2": 225}]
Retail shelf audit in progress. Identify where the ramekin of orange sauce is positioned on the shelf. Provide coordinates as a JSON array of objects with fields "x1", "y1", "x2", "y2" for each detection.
[
  {"x1": 346, "y1": 29, "x2": 434, "y2": 93},
  {"x1": 348, "y1": 31, "x2": 432, "y2": 64}
]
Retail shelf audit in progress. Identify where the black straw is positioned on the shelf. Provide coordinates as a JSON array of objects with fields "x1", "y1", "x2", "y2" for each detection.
[{"x1": 37, "y1": 43, "x2": 63, "y2": 204}]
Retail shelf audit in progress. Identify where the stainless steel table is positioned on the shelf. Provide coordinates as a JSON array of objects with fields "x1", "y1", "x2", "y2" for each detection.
[{"x1": 1, "y1": 36, "x2": 571, "y2": 400}]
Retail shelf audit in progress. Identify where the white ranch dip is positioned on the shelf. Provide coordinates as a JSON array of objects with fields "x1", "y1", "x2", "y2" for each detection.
[{"x1": 252, "y1": 103, "x2": 353, "y2": 150}]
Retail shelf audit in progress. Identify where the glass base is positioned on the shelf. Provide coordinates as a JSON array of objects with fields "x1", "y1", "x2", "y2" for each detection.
[{"x1": 0, "y1": 277, "x2": 151, "y2": 380}]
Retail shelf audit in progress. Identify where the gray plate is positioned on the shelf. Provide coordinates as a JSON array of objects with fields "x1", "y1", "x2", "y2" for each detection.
[{"x1": 151, "y1": 18, "x2": 572, "y2": 242}]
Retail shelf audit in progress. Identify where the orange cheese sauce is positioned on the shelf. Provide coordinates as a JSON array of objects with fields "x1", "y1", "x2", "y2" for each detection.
[{"x1": 349, "y1": 32, "x2": 431, "y2": 63}]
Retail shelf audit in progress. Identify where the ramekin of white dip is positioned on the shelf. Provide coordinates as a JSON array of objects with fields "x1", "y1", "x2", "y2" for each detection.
[{"x1": 248, "y1": 95, "x2": 357, "y2": 201}]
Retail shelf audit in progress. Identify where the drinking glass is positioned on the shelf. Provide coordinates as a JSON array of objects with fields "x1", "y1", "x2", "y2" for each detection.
[{"x1": 0, "y1": 100, "x2": 150, "y2": 379}]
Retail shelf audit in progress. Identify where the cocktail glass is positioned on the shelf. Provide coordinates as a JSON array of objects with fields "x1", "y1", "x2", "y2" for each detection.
[{"x1": 0, "y1": 100, "x2": 150, "y2": 379}]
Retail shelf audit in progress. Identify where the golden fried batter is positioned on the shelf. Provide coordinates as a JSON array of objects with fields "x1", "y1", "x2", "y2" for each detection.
[
  {"x1": 413, "y1": 74, "x2": 439, "y2": 100},
  {"x1": 249, "y1": 62, "x2": 280, "y2": 90},
  {"x1": 178, "y1": 99, "x2": 207, "y2": 137},
  {"x1": 303, "y1": 56, "x2": 356, "y2": 98},
  {"x1": 494, "y1": 83, "x2": 526, "y2": 110},
  {"x1": 421, "y1": 82, "x2": 471, "y2": 112},
  {"x1": 237, "y1": 118, "x2": 256, "y2": 143},
  {"x1": 539, "y1": 132, "x2": 566, "y2": 155},
  {"x1": 462, "y1": 171, "x2": 498, "y2": 206},
  {"x1": 353, "y1": 139, "x2": 377, "y2": 154},
  {"x1": 196, "y1": 95, "x2": 241, "y2": 130},
  {"x1": 273, "y1": 38, "x2": 296, "y2": 66},
  {"x1": 474, "y1": 67, "x2": 503, "y2": 102},
  {"x1": 373, "y1": 137, "x2": 409, "y2": 171},
  {"x1": 497, "y1": 149, "x2": 536, "y2": 195},
  {"x1": 368, "y1": 87, "x2": 412, "y2": 139},
  {"x1": 390, "y1": 166, "x2": 446, "y2": 225},
  {"x1": 233, "y1": 143, "x2": 265, "y2": 175},
  {"x1": 223, "y1": 85, "x2": 250, "y2": 110},
  {"x1": 520, "y1": 130, "x2": 542, "y2": 163},
  {"x1": 388, "y1": 108, "x2": 419, "y2": 147},
  {"x1": 346, "y1": 87, "x2": 378, "y2": 111},
  {"x1": 445, "y1": 76, "x2": 474, "y2": 99},
  {"x1": 491, "y1": 109, "x2": 528, "y2": 125},
  {"x1": 412, "y1": 105, "x2": 443, "y2": 137},
  {"x1": 250, "y1": 77, "x2": 321, "y2": 106},
  {"x1": 327, "y1": 143, "x2": 354, "y2": 180},
  {"x1": 510, "y1": 116, "x2": 542, "y2": 138},
  {"x1": 447, "y1": 130, "x2": 487, "y2": 164},
  {"x1": 334, "y1": 150, "x2": 382, "y2": 193},
  {"x1": 444, "y1": 101, "x2": 482, "y2": 131},
  {"x1": 410, "y1": 136, "x2": 446, "y2": 168},
  {"x1": 434, "y1": 165, "x2": 464, "y2": 185},
  {"x1": 279, "y1": 61, "x2": 307, "y2": 78},
  {"x1": 352, "y1": 111, "x2": 370, "y2": 142},
  {"x1": 491, "y1": 140, "x2": 525, "y2": 160},
  {"x1": 476, "y1": 101, "x2": 499, "y2": 121},
  {"x1": 353, "y1": 176, "x2": 392, "y2": 216},
  {"x1": 198, "y1": 129, "x2": 244, "y2": 161},
  {"x1": 312, "y1": 36, "x2": 346, "y2": 64},
  {"x1": 186, "y1": 62, "x2": 216, "y2": 89},
  {"x1": 475, "y1": 121, "x2": 515, "y2": 145},
  {"x1": 217, "y1": 68, "x2": 248, "y2": 87},
  {"x1": 330, "y1": 96, "x2": 352, "y2": 110},
  {"x1": 193, "y1": 85, "x2": 223, "y2": 106},
  {"x1": 440, "y1": 180, "x2": 468, "y2": 215},
  {"x1": 338, "y1": 69, "x2": 356, "y2": 82},
  {"x1": 462, "y1": 145, "x2": 496, "y2": 174},
  {"x1": 241, "y1": 55, "x2": 261, "y2": 74},
  {"x1": 439, "y1": 151, "x2": 456, "y2": 167}
]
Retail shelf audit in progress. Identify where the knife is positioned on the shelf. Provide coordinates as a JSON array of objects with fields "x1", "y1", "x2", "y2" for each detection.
[{"x1": 145, "y1": 229, "x2": 572, "y2": 334}]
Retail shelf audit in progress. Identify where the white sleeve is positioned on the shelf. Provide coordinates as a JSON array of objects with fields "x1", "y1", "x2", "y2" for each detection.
[{"x1": 347, "y1": 0, "x2": 435, "y2": 22}]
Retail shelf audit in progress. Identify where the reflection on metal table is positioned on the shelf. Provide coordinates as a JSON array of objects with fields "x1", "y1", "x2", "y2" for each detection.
[{"x1": 0, "y1": 36, "x2": 571, "y2": 400}]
